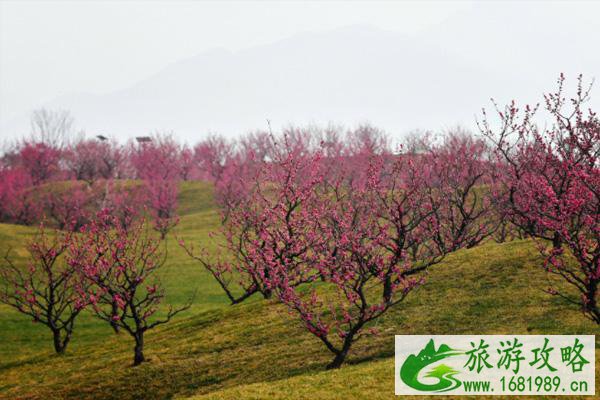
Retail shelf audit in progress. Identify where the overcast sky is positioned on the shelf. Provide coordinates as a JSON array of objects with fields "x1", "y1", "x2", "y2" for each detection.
[
  {"x1": 1, "y1": 1, "x2": 599, "y2": 142},
  {"x1": 0, "y1": 1, "x2": 472, "y2": 123}
]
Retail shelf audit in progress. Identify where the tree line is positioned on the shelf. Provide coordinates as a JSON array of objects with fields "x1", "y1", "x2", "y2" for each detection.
[{"x1": 1, "y1": 75, "x2": 598, "y2": 370}]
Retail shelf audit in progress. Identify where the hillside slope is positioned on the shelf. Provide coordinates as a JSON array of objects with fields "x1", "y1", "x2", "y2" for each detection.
[{"x1": 0, "y1": 182, "x2": 598, "y2": 399}]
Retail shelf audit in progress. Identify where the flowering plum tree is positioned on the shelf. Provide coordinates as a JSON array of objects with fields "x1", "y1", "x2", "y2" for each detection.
[
  {"x1": 346, "y1": 124, "x2": 390, "y2": 157},
  {"x1": 65, "y1": 138, "x2": 123, "y2": 184},
  {"x1": 179, "y1": 145, "x2": 196, "y2": 181},
  {"x1": 336, "y1": 124, "x2": 393, "y2": 184},
  {"x1": 42, "y1": 182, "x2": 101, "y2": 230},
  {"x1": 0, "y1": 168, "x2": 40, "y2": 224},
  {"x1": 182, "y1": 136, "x2": 324, "y2": 303},
  {"x1": 68, "y1": 211, "x2": 191, "y2": 365},
  {"x1": 16, "y1": 141, "x2": 63, "y2": 185},
  {"x1": 0, "y1": 226, "x2": 88, "y2": 353},
  {"x1": 264, "y1": 150, "x2": 488, "y2": 369},
  {"x1": 127, "y1": 134, "x2": 181, "y2": 237},
  {"x1": 195, "y1": 133, "x2": 271, "y2": 223},
  {"x1": 144, "y1": 177, "x2": 179, "y2": 239},
  {"x1": 102, "y1": 181, "x2": 144, "y2": 229},
  {"x1": 238, "y1": 131, "x2": 276, "y2": 163},
  {"x1": 212, "y1": 151, "x2": 260, "y2": 223},
  {"x1": 193, "y1": 135, "x2": 233, "y2": 182},
  {"x1": 129, "y1": 134, "x2": 182, "y2": 180},
  {"x1": 481, "y1": 75, "x2": 600, "y2": 323},
  {"x1": 185, "y1": 131, "x2": 492, "y2": 368},
  {"x1": 492, "y1": 214, "x2": 526, "y2": 243},
  {"x1": 424, "y1": 130, "x2": 498, "y2": 250}
]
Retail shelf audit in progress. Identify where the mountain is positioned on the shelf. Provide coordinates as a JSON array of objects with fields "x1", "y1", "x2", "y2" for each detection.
[{"x1": 2, "y1": 3, "x2": 599, "y2": 143}]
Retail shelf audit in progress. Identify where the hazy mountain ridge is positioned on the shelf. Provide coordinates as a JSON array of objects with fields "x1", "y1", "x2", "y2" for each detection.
[{"x1": 2, "y1": 5, "x2": 599, "y2": 142}]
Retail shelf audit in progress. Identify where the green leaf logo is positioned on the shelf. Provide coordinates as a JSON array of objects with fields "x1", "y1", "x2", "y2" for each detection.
[{"x1": 400, "y1": 339, "x2": 464, "y2": 392}]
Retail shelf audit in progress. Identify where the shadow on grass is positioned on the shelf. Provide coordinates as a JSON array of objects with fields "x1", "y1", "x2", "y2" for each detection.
[
  {"x1": 2, "y1": 239, "x2": 600, "y2": 400},
  {"x1": 0, "y1": 353, "x2": 53, "y2": 372}
]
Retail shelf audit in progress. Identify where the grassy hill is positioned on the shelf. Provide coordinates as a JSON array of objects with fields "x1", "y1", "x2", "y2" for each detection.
[{"x1": 0, "y1": 181, "x2": 597, "y2": 399}]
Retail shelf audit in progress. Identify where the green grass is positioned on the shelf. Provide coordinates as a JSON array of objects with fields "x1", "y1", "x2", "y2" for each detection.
[{"x1": 0, "y1": 181, "x2": 598, "y2": 399}]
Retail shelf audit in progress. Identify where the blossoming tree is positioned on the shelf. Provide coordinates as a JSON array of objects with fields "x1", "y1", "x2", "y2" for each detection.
[
  {"x1": 0, "y1": 226, "x2": 88, "y2": 353},
  {"x1": 68, "y1": 211, "x2": 192, "y2": 365},
  {"x1": 263, "y1": 147, "x2": 492, "y2": 368},
  {"x1": 181, "y1": 135, "x2": 324, "y2": 303},
  {"x1": 481, "y1": 74, "x2": 600, "y2": 323}
]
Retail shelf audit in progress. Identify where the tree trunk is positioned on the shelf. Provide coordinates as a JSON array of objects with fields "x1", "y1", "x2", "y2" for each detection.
[
  {"x1": 585, "y1": 281, "x2": 600, "y2": 324},
  {"x1": 552, "y1": 232, "x2": 562, "y2": 249},
  {"x1": 133, "y1": 332, "x2": 145, "y2": 366},
  {"x1": 326, "y1": 351, "x2": 348, "y2": 369},
  {"x1": 326, "y1": 335, "x2": 354, "y2": 370},
  {"x1": 110, "y1": 302, "x2": 120, "y2": 334},
  {"x1": 383, "y1": 277, "x2": 393, "y2": 303},
  {"x1": 52, "y1": 329, "x2": 66, "y2": 354}
]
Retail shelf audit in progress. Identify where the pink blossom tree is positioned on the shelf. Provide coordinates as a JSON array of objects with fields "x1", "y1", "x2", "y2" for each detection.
[
  {"x1": 129, "y1": 134, "x2": 182, "y2": 180},
  {"x1": 144, "y1": 177, "x2": 179, "y2": 239},
  {"x1": 68, "y1": 211, "x2": 192, "y2": 365},
  {"x1": 193, "y1": 135, "x2": 233, "y2": 182},
  {"x1": 42, "y1": 182, "x2": 100, "y2": 230},
  {"x1": 212, "y1": 151, "x2": 259, "y2": 223},
  {"x1": 238, "y1": 131, "x2": 276, "y2": 163},
  {"x1": 127, "y1": 135, "x2": 181, "y2": 237},
  {"x1": 481, "y1": 74, "x2": 600, "y2": 323},
  {"x1": 16, "y1": 141, "x2": 63, "y2": 185},
  {"x1": 316, "y1": 125, "x2": 346, "y2": 181},
  {"x1": 64, "y1": 138, "x2": 123, "y2": 184},
  {"x1": 179, "y1": 145, "x2": 196, "y2": 181},
  {"x1": 0, "y1": 226, "x2": 88, "y2": 353},
  {"x1": 423, "y1": 129, "x2": 498, "y2": 251},
  {"x1": 181, "y1": 136, "x2": 323, "y2": 303},
  {"x1": 263, "y1": 151, "x2": 486, "y2": 369},
  {"x1": 196, "y1": 133, "x2": 268, "y2": 223},
  {"x1": 0, "y1": 168, "x2": 41, "y2": 224},
  {"x1": 346, "y1": 123, "x2": 390, "y2": 157},
  {"x1": 102, "y1": 181, "x2": 145, "y2": 230},
  {"x1": 338, "y1": 124, "x2": 393, "y2": 184},
  {"x1": 185, "y1": 133, "x2": 491, "y2": 368}
]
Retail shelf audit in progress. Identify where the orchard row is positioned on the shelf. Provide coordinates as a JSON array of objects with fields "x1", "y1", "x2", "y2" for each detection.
[{"x1": 1, "y1": 75, "x2": 598, "y2": 369}]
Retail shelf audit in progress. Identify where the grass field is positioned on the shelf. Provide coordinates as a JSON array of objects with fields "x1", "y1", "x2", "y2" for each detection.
[{"x1": 0, "y1": 181, "x2": 598, "y2": 399}]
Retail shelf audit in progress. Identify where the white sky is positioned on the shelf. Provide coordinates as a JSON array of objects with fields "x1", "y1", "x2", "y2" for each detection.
[
  {"x1": 1, "y1": 0, "x2": 599, "y2": 143},
  {"x1": 0, "y1": 0, "x2": 473, "y2": 125}
]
